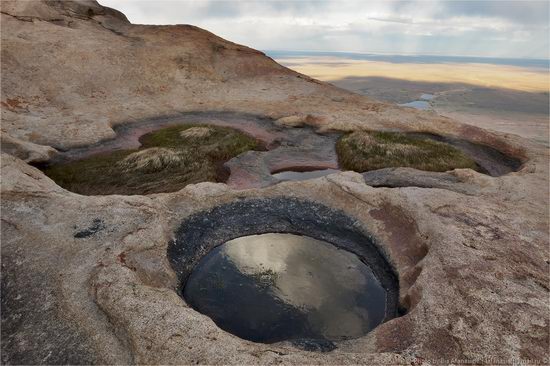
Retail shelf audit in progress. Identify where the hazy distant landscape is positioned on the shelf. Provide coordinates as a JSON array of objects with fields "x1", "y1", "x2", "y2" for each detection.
[{"x1": 270, "y1": 51, "x2": 549, "y2": 145}]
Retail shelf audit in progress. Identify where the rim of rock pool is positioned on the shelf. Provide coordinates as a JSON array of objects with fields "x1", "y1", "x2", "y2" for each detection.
[{"x1": 167, "y1": 197, "x2": 400, "y2": 349}]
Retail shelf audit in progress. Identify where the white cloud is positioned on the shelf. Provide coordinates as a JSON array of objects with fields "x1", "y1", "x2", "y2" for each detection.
[{"x1": 99, "y1": 0, "x2": 549, "y2": 59}]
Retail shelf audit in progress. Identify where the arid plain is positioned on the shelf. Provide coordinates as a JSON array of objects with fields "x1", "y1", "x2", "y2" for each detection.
[{"x1": 275, "y1": 54, "x2": 549, "y2": 144}]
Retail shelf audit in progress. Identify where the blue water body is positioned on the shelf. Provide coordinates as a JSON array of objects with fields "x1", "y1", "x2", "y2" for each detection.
[
  {"x1": 265, "y1": 50, "x2": 549, "y2": 70},
  {"x1": 398, "y1": 100, "x2": 431, "y2": 110}
]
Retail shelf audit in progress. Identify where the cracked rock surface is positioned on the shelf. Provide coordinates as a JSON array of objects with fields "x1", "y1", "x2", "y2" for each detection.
[{"x1": 1, "y1": 1, "x2": 548, "y2": 365}]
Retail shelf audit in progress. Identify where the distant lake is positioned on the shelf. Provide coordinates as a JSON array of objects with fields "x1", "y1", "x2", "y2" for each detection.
[
  {"x1": 398, "y1": 93, "x2": 434, "y2": 110},
  {"x1": 399, "y1": 100, "x2": 431, "y2": 110}
]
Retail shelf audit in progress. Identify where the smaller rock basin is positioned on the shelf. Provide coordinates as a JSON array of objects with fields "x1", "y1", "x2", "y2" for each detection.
[{"x1": 272, "y1": 168, "x2": 341, "y2": 182}]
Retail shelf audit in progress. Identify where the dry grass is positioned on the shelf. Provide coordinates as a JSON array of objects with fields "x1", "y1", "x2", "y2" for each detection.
[
  {"x1": 117, "y1": 147, "x2": 185, "y2": 173},
  {"x1": 336, "y1": 131, "x2": 479, "y2": 173},
  {"x1": 179, "y1": 126, "x2": 214, "y2": 139}
]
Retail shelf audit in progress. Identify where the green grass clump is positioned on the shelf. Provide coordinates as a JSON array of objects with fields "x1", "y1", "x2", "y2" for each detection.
[
  {"x1": 42, "y1": 124, "x2": 263, "y2": 195},
  {"x1": 336, "y1": 131, "x2": 479, "y2": 173}
]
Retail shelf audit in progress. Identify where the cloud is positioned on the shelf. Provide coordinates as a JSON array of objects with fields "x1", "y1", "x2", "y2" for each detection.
[
  {"x1": 368, "y1": 17, "x2": 414, "y2": 25},
  {"x1": 436, "y1": 0, "x2": 549, "y2": 25},
  {"x1": 99, "y1": 0, "x2": 549, "y2": 59}
]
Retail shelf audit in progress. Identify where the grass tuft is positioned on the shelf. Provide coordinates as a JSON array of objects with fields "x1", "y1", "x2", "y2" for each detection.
[
  {"x1": 179, "y1": 126, "x2": 214, "y2": 139},
  {"x1": 336, "y1": 131, "x2": 479, "y2": 173},
  {"x1": 117, "y1": 147, "x2": 186, "y2": 173}
]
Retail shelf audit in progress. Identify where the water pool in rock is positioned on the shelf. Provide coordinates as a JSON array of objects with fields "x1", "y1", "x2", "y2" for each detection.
[
  {"x1": 272, "y1": 168, "x2": 341, "y2": 181},
  {"x1": 183, "y1": 233, "x2": 388, "y2": 345},
  {"x1": 399, "y1": 100, "x2": 431, "y2": 110}
]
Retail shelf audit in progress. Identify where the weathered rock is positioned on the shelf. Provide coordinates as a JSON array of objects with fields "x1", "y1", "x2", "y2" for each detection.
[
  {"x1": 0, "y1": 133, "x2": 58, "y2": 162},
  {"x1": 2, "y1": 152, "x2": 548, "y2": 364},
  {"x1": 275, "y1": 115, "x2": 308, "y2": 127},
  {"x1": 1, "y1": 1, "x2": 548, "y2": 365},
  {"x1": 362, "y1": 167, "x2": 480, "y2": 195},
  {"x1": 275, "y1": 114, "x2": 329, "y2": 128}
]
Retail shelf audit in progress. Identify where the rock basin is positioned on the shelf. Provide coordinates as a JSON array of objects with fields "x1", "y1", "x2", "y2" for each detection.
[
  {"x1": 184, "y1": 233, "x2": 388, "y2": 346},
  {"x1": 168, "y1": 198, "x2": 400, "y2": 350}
]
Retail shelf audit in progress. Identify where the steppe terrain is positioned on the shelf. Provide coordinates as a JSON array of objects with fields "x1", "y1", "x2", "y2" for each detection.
[
  {"x1": 274, "y1": 54, "x2": 549, "y2": 145},
  {"x1": 1, "y1": 1, "x2": 548, "y2": 365}
]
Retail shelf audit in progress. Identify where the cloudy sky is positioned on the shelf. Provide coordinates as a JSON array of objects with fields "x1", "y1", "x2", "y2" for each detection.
[{"x1": 100, "y1": 0, "x2": 549, "y2": 59}]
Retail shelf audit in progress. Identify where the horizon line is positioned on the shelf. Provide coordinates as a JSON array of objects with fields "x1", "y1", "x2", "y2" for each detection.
[{"x1": 263, "y1": 49, "x2": 550, "y2": 62}]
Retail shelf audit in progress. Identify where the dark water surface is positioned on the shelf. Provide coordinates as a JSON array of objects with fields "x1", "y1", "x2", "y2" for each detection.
[
  {"x1": 183, "y1": 233, "x2": 388, "y2": 344},
  {"x1": 272, "y1": 168, "x2": 341, "y2": 181}
]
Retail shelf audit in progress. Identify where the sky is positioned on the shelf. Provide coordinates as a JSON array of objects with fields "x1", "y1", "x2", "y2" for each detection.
[{"x1": 100, "y1": 0, "x2": 550, "y2": 59}]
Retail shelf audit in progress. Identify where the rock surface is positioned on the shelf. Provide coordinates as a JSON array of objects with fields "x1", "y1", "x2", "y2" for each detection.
[
  {"x1": 1, "y1": 1, "x2": 548, "y2": 365},
  {"x1": 0, "y1": 133, "x2": 57, "y2": 162}
]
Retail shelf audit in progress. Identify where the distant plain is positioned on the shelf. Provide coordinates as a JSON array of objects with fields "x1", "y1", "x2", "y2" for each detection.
[{"x1": 269, "y1": 51, "x2": 549, "y2": 145}]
